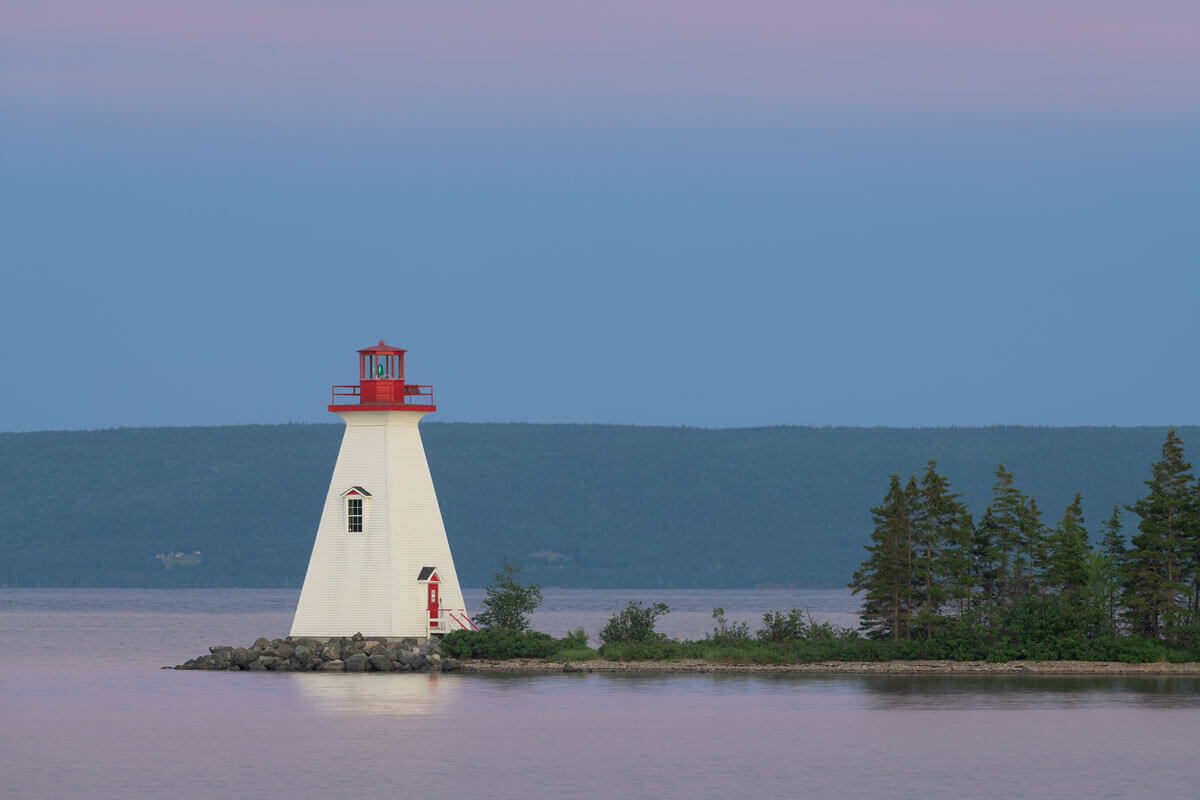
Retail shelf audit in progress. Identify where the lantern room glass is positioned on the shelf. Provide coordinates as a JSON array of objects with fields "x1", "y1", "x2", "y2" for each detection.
[{"x1": 360, "y1": 352, "x2": 405, "y2": 382}]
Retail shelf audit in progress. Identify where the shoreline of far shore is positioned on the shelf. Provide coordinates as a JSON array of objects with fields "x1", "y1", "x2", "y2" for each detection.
[{"x1": 458, "y1": 658, "x2": 1200, "y2": 676}]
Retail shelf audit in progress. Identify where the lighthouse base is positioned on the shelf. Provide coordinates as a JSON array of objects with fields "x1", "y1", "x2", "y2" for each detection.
[{"x1": 175, "y1": 633, "x2": 459, "y2": 672}]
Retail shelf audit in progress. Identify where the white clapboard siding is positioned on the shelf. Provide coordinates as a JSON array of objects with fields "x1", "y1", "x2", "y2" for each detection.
[{"x1": 290, "y1": 409, "x2": 468, "y2": 638}]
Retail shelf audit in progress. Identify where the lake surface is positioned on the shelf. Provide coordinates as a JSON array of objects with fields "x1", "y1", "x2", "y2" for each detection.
[{"x1": 2, "y1": 589, "x2": 1199, "y2": 799}]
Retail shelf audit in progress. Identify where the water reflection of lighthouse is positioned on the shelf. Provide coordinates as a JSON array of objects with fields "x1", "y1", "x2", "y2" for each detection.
[
  {"x1": 290, "y1": 340, "x2": 473, "y2": 639},
  {"x1": 289, "y1": 671, "x2": 459, "y2": 717}
]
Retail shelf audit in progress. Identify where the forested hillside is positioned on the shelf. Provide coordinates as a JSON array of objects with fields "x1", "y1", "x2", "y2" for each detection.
[{"x1": 0, "y1": 423, "x2": 1189, "y2": 588}]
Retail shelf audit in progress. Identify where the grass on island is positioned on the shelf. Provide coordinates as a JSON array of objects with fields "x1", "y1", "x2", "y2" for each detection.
[{"x1": 441, "y1": 602, "x2": 1200, "y2": 666}]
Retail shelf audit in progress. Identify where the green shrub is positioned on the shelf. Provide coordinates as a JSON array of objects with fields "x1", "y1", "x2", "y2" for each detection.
[
  {"x1": 597, "y1": 639, "x2": 687, "y2": 661},
  {"x1": 562, "y1": 627, "x2": 589, "y2": 648},
  {"x1": 757, "y1": 609, "x2": 807, "y2": 643},
  {"x1": 553, "y1": 646, "x2": 598, "y2": 662},
  {"x1": 1114, "y1": 635, "x2": 1168, "y2": 664},
  {"x1": 440, "y1": 628, "x2": 557, "y2": 659},
  {"x1": 709, "y1": 608, "x2": 751, "y2": 645},
  {"x1": 600, "y1": 601, "x2": 670, "y2": 645},
  {"x1": 475, "y1": 563, "x2": 543, "y2": 634},
  {"x1": 551, "y1": 628, "x2": 597, "y2": 661}
]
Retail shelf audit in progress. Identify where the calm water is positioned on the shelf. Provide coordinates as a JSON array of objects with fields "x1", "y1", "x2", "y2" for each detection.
[{"x1": 2, "y1": 589, "x2": 1199, "y2": 800}]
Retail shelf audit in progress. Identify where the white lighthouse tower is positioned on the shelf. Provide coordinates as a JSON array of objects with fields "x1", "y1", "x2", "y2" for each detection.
[{"x1": 290, "y1": 340, "x2": 473, "y2": 639}]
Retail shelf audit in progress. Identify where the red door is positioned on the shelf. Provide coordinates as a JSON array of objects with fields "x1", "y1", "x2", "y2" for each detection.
[{"x1": 428, "y1": 582, "x2": 440, "y2": 628}]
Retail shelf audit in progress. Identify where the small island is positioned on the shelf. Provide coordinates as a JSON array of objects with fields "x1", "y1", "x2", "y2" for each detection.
[{"x1": 178, "y1": 429, "x2": 1200, "y2": 674}]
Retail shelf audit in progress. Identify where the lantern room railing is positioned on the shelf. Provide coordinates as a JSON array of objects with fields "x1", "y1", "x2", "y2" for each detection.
[{"x1": 331, "y1": 384, "x2": 435, "y2": 407}]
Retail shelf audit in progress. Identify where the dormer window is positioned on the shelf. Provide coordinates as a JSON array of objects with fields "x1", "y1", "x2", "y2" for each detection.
[{"x1": 341, "y1": 487, "x2": 372, "y2": 534}]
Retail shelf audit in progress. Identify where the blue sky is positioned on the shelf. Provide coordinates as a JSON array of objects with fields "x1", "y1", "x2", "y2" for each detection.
[{"x1": 4, "y1": 1, "x2": 1199, "y2": 431}]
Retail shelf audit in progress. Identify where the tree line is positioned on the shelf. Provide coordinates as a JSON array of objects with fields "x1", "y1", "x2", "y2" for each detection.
[{"x1": 851, "y1": 427, "x2": 1200, "y2": 652}]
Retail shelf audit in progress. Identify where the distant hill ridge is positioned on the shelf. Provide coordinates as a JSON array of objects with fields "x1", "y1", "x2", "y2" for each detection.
[{"x1": 0, "y1": 423, "x2": 1190, "y2": 589}]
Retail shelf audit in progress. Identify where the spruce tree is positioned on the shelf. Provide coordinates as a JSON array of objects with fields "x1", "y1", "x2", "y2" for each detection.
[
  {"x1": 1124, "y1": 427, "x2": 1197, "y2": 641},
  {"x1": 911, "y1": 465, "x2": 937, "y2": 637},
  {"x1": 904, "y1": 474, "x2": 920, "y2": 619},
  {"x1": 1101, "y1": 501, "x2": 1126, "y2": 559},
  {"x1": 1047, "y1": 492, "x2": 1090, "y2": 599},
  {"x1": 977, "y1": 464, "x2": 1027, "y2": 607},
  {"x1": 1020, "y1": 497, "x2": 1049, "y2": 598},
  {"x1": 1099, "y1": 502, "x2": 1126, "y2": 629},
  {"x1": 913, "y1": 460, "x2": 975, "y2": 633},
  {"x1": 850, "y1": 473, "x2": 915, "y2": 640},
  {"x1": 1191, "y1": 481, "x2": 1200, "y2": 623},
  {"x1": 974, "y1": 507, "x2": 1001, "y2": 607}
]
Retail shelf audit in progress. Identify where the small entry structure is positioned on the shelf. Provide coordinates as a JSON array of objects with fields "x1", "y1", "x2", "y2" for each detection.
[{"x1": 418, "y1": 566, "x2": 442, "y2": 635}]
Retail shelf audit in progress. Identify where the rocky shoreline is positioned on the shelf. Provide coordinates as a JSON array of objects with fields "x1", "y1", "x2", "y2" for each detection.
[
  {"x1": 174, "y1": 634, "x2": 461, "y2": 672},
  {"x1": 175, "y1": 637, "x2": 1200, "y2": 676},
  {"x1": 461, "y1": 658, "x2": 1200, "y2": 675}
]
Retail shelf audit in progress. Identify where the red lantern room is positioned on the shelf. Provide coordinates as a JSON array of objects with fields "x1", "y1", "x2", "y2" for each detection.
[{"x1": 329, "y1": 340, "x2": 436, "y2": 412}]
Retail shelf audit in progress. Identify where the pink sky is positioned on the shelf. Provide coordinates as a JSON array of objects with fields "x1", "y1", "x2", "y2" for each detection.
[{"x1": 7, "y1": 0, "x2": 1200, "y2": 119}]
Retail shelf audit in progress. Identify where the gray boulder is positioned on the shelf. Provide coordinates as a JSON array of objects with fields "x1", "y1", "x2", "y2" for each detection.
[
  {"x1": 320, "y1": 659, "x2": 346, "y2": 672},
  {"x1": 344, "y1": 653, "x2": 369, "y2": 672},
  {"x1": 262, "y1": 640, "x2": 294, "y2": 659},
  {"x1": 367, "y1": 654, "x2": 394, "y2": 672}
]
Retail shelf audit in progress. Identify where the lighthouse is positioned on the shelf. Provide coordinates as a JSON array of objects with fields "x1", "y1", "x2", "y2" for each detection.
[{"x1": 290, "y1": 340, "x2": 472, "y2": 639}]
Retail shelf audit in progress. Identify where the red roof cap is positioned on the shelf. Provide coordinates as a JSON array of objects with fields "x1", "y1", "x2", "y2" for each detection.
[{"x1": 357, "y1": 339, "x2": 407, "y2": 354}]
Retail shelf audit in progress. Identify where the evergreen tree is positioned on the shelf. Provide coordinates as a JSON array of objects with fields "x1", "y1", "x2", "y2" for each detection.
[
  {"x1": 1047, "y1": 492, "x2": 1090, "y2": 599},
  {"x1": 903, "y1": 474, "x2": 920, "y2": 617},
  {"x1": 1019, "y1": 497, "x2": 1049, "y2": 597},
  {"x1": 850, "y1": 473, "x2": 915, "y2": 640},
  {"x1": 1191, "y1": 481, "x2": 1200, "y2": 624},
  {"x1": 911, "y1": 465, "x2": 938, "y2": 637},
  {"x1": 1099, "y1": 502, "x2": 1126, "y2": 629},
  {"x1": 913, "y1": 460, "x2": 975, "y2": 632},
  {"x1": 1124, "y1": 427, "x2": 1197, "y2": 641},
  {"x1": 1101, "y1": 501, "x2": 1126, "y2": 556},
  {"x1": 977, "y1": 464, "x2": 1028, "y2": 607},
  {"x1": 974, "y1": 506, "x2": 1001, "y2": 607}
]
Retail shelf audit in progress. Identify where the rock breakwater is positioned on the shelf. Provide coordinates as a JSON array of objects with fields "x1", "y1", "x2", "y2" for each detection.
[{"x1": 174, "y1": 633, "x2": 460, "y2": 672}]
